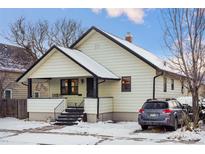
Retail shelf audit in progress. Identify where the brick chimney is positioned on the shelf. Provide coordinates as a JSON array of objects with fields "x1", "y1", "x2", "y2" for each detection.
[{"x1": 125, "y1": 32, "x2": 132, "y2": 43}]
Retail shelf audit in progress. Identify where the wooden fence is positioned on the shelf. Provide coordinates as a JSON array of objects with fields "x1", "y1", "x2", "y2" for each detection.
[{"x1": 0, "y1": 99, "x2": 28, "y2": 119}]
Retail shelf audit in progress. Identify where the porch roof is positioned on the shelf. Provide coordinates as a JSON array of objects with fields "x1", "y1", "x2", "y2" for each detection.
[{"x1": 17, "y1": 45, "x2": 120, "y2": 82}]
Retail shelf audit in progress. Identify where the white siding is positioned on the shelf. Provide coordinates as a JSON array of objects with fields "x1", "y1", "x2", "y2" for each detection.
[
  {"x1": 78, "y1": 32, "x2": 156, "y2": 112},
  {"x1": 155, "y1": 76, "x2": 188, "y2": 99},
  {"x1": 77, "y1": 32, "x2": 187, "y2": 112},
  {"x1": 84, "y1": 98, "x2": 98, "y2": 114},
  {"x1": 30, "y1": 50, "x2": 91, "y2": 78},
  {"x1": 84, "y1": 97, "x2": 113, "y2": 114},
  {"x1": 27, "y1": 98, "x2": 66, "y2": 112},
  {"x1": 99, "y1": 97, "x2": 113, "y2": 113}
]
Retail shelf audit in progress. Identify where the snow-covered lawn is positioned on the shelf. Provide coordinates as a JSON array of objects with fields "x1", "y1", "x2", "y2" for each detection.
[
  {"x1": 50, "y1": 121, "x2": 140, "y2": 137},
  {"x1": 0, "y1": 132, "x2": 14, "y2": 138},
  {"x1": 0, "y1": 117, "x2": 50, "y2": 130},
  {"x1": 50, "y1": 121, "x2": 205, "y2": 144},
  {"x1": 1, "y1": 118, "x2": 205, "y2": 145}
]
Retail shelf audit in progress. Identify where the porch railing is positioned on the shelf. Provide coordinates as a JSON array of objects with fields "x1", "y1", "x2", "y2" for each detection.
[
  {"x1": 84, "y1": 97, "x2": 113, "y2": 114},
  {"x1": 54, "y1": 99, "x2": 66, "y2": 120}
]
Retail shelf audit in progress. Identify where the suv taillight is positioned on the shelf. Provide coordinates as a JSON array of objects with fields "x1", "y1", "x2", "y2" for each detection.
[
  {"x1": 139, "y1": 108, "x2": 144, "y2": 113},
  {"x1": 163, "y1": 109, "x2": 173, "y2": 114}
]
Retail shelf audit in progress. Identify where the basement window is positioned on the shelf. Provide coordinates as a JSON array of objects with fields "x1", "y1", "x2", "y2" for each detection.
[
  {"x1": 121, "y1": 76, "x2": 131, "y2": 92},
  {"x1": 163, "y1": 77, "x2": 167, "y2": 92},
  {"x1": 61, "y1": 79, "x2": 78, "y2": 95}
]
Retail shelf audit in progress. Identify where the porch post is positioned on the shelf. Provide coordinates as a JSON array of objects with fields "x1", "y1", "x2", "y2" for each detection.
[
  {"x1": 28, "y1": 78, "x2": 32, "y2": 98},
  {"x1": 93, "y1": 77, "x2": 99, "y2": 119}
]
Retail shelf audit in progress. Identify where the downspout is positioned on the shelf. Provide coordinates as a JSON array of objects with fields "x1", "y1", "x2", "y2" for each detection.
[
  {"x1": 97, "y1": 79, "x2": 105, "y2": 120},
  {"x1": 153, "y1": 71, "x2": 163, "y2": 99}
]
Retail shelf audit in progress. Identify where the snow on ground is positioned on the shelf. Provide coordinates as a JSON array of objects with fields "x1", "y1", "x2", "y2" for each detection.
[
  {"x1": 0, "y1": 133, "x2": 100, "y2": 145},
  {"x1": 167, "y1": 129, "x2": 205, "y2": 143},
  {"x1": 50, "y1": 121, "x2": 141, "y2": 137},
  {"x1": 0, "y1": 117, "x2": 50, "y2": 130},
  {"x1": 1, "y1": 118, "x2": 205, "y2": 144},
  {"x1": 49, "y1": 121, "x2": 205, "y2": 144},
  {"x1": 0, "y1": 132, "x2": 14, "y2": 138}
]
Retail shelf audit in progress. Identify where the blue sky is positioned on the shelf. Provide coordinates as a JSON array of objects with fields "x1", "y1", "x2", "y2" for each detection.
[{"x1": 0, "y1": 8, "x2": 167, "y2": 57}]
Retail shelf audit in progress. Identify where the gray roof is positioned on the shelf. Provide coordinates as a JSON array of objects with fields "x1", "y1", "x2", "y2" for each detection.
[{"x1": 0, "y1": 43, "x2": 33, "y2": 72}]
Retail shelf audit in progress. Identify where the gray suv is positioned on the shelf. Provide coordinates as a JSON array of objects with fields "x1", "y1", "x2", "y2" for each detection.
[{"x1": 138, "y1": 99, "x2": 186, "y2": 131}]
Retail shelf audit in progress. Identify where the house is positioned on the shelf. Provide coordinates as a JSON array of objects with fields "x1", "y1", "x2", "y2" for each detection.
[
  {"x1": 17, "y1": 26, "x2": 190, "y2": 123},
  {"x1": 0, "y1": 43, "x2": 48, "y2": 100}
]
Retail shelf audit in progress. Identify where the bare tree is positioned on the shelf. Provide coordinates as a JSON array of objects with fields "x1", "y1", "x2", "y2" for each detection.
[
  {"x1": 6, "y1": 17, "x2": 49, "y2": 61},
  {"x1": 0, "y1": 45, "x2": 9, "y2": 67},
  {"x1": 162, "y1": 9, "x2": 205, "y2": 128},
  {"x1": 48, "y1": 18, "x2": 84, "y2": 48},
  {"x1": 5, "y1": 17, "x2": 85, "y2": 61},
  {"x1": 28, "y1": 20, "x2": 49, "y2": 58}
]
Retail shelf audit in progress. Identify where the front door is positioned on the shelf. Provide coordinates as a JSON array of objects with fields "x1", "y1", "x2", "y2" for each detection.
[{"x1": 87, "y1": 78, "x2": 94, "y2": 97}]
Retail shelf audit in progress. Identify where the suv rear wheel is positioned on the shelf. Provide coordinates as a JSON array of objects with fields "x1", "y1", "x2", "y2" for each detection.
[{"x1": 141, "y1": 125, "x2": 148, "y2": 130}]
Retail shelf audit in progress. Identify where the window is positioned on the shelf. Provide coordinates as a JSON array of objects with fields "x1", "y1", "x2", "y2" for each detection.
[
  {"x1": 143, "y1": 102, "x2": 168, "y2": 109},
  {"x1": 34, "y1": 91, "x2": 40, "y2": 98},
  {"x1": 181, "y1": 81, "x2": 184, "y2": 94},
  {"x1": 163, "y1": 77, "x2": 167, "y2": 92},
  {"x1": 4, "y1": 89, "x2": 12, "y2": 99},
  {"x1": 171, "y1": 79, "x2": 174, "y2": 90},
  {"x1": 61, "y1": 79, "x2": 78, "y2": 95},
  {"x1": 121, "y1": 76, "x2": 131, "y2": 92}
]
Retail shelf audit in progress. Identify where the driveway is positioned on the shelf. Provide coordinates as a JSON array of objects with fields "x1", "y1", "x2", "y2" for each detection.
[{"x1": 0, "y1": 118, "x2": 204, "y2": 145}]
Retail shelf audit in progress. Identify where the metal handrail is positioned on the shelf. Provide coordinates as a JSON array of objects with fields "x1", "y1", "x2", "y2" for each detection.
[{"x1": 54, "y1": 99, "x2": 65, "y2": 120}]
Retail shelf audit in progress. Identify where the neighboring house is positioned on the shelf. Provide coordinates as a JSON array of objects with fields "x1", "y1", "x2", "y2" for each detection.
[
  {"x1": 0, "y1": 43, "x2": 48, "y2": 100},
  {"x1": 17, "y1": 26, "x2": 191, "y2": 122}
]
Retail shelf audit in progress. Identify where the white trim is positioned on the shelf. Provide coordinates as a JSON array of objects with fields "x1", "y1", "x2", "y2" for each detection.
[{"x1": 4, "y1": 89, "x2": 12, "y2": 99}]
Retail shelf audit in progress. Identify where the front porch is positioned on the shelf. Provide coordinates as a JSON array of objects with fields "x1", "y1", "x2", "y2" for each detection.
[{"x1": 27, "y1": 77, "x2": 116, "y2": 122}]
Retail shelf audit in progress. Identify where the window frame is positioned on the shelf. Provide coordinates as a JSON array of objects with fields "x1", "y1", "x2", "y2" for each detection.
[
  {"x1": 171, "y1": 79, "x2": 174, "y2": 90},
  {"x1": 60, "y1": 79, "x2": 79, "y2": 95},
  {"x1": 163, "y1": 77, "x2": 167, "y2": 92},
  {"x1": 4, "y1": 89, "x2": 12, "y2": 99},
  {"x1": 121, "y1": 76, "x2": 131, "y2": 92}
]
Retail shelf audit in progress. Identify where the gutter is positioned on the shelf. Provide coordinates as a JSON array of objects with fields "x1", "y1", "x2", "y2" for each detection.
[{"x1": 153, "y1": 71, "x2": 163, "y2": 99}]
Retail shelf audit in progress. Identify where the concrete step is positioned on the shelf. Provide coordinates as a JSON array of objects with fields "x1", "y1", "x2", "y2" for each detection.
[
  {"x1": 58, "y1": 114, "x2": 83, "y2": 118},
  {"x1": 57, "y1": 117, "x2": 81, "y2": 122},
  {"x1": 65, "y1": 108, "x2": 84, "y2": 112}
]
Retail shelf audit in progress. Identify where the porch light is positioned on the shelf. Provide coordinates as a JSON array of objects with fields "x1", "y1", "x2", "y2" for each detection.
[{"x1": 81, "y1": 79, "x2": 84, "y2": 84}]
